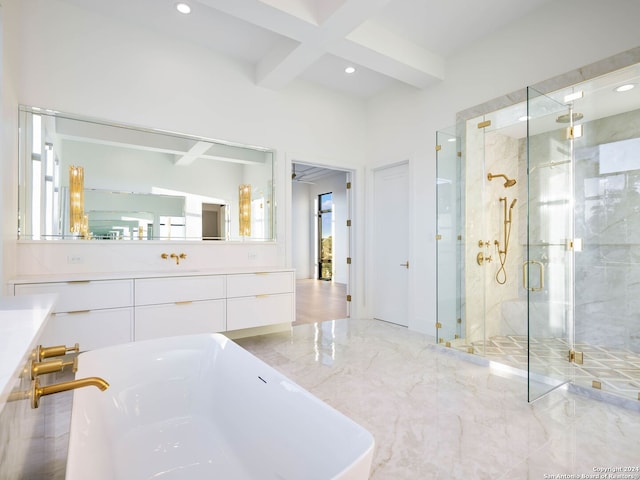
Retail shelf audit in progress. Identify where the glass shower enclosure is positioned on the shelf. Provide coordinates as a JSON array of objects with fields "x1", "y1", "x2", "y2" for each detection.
[{"x1": 437, "y1": 62, "x2": 640, "y2": 403}]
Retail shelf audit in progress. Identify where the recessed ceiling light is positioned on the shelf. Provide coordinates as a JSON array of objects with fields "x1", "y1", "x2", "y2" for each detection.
[
  {"x1": 176, "y1": 3, "x2": 191, "y2": 14},
  {"x1": 518, "y1": 115, "x2": 531, "y2": 122},
  {"x1": 344, "y1": 66, "x2": 356, "y2": 74},
  {"x1": 615, "y1": 83, "x2": 635, "y2": 92},
  {"x1": 447, "y1": 138, "x2": 456, "y2": 142}
]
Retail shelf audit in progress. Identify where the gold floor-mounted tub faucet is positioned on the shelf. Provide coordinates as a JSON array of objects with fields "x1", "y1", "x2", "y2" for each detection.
[{"x1": 31, "y1": 376, "x2": 109, "y2": 409}]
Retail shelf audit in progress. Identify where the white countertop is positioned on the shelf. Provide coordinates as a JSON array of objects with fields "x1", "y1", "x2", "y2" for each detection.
[
  {"x1": 9, "y1": 266, "x2": 295, "y2": 284},
  {"x1": 0, "y1": 294, "x2": 56, "y2": 409}
]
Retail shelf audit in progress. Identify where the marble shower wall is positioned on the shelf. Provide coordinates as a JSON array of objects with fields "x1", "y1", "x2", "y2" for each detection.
[
  {"x1": 573, "y1": 108, "x2": 640, "y2": 351},
  {"x1": 483, "y1": 131, "x2": 522, "y2": 339},
  {"x1": 464, "y1": 120, "x2": 522, "y2": 344},
  {"x1": 514, "y1": 107, "x2": 640, "y2": 350}
]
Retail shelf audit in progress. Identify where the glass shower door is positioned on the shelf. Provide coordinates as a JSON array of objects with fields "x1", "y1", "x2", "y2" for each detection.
[
  {"x1": 526, "y1": 87, "x2": 575, "y2": 401},
  {"x1": 436, "y1": 126, "x2": 463, "y2": 344}
]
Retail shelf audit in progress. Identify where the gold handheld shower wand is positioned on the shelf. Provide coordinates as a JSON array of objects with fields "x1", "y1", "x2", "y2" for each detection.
[{"x1": 494, "y1": 197, "x2": 517, "y2": 285}]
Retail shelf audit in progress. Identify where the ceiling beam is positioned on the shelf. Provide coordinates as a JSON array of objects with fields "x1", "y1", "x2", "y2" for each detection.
[
  {"x1": 173, "y1": 141, "x2": 214, "y2": 166},
  {"x1": 337, "y1": 21, "x2": 444, "y2": 88},
  {"x1": 197, "y1": 0, "x2": 444, "y2": 90}
]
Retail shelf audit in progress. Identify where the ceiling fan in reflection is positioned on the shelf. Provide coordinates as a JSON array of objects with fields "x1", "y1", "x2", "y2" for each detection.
[{"x1": 291, "y1": 164, "x2": 315, "y2": 184}]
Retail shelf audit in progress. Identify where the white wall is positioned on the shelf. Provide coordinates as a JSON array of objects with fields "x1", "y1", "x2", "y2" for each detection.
[
  {"x1": 1, "y1": 0, "x2": 367, "y2": 303},
  {"x1": 3, "y1": 0, "x2": 640, "y2": 323},
  {"x1": 366, "y1": 0, "x2": 640, "y2": 334},
  {"x1": 291, "y1": 181, "x2": 311, "y2": 279}
]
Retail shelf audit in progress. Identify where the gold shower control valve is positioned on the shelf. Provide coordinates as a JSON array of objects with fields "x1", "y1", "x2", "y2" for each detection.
[{"x1": 476, "y1": 252, "x2": 493, "y2": 265}]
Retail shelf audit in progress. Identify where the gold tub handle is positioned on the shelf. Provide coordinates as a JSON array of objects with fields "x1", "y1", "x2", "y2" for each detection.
[{"x1": 522, "y1": 260, "x2": 544, "y2": 292}]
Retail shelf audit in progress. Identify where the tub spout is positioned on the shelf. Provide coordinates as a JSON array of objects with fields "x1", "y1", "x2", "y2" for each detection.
[{"x1": 31, "y1": 376, "x2": 109, "y2": 408}]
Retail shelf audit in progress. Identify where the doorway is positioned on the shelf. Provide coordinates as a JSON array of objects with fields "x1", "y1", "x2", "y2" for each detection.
[
  {"x1": 292, "y1": 162, "x2": 352, "y2": 324},
  {"x1": 202, "y1": 203, "x2": 226, "y2": 239}
]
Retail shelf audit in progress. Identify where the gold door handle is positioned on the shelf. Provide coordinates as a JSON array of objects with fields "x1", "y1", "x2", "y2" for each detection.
[
  {"x1": 523, "y1": 260, "x2": 544, "y2": 291},
  {"x1": 400, "y1": 261, "x2": 409, "y2": 269}
]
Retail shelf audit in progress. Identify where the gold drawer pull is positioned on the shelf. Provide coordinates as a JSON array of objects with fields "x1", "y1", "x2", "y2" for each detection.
[
  {"x1": 67, "y1": 310, "x2": 91, "y2": 315},
  {"x1": 255, "y1": 294, "x2": 269, "y2": 298},
  {"x1": 67, "y1": 280, "x2": 91, "y2": 284},
  {"x1": 175, "y1": 301, "x2": 192, "y2": 305}
]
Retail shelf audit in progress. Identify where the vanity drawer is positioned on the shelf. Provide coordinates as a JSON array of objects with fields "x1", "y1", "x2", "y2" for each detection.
[
  {"x1": 226, "y1": 293, "x2": 294, "y2": 331},
  {"x1": 135, "y1": 275, "x2": 225, "y2": 306},
  {"x1": 14, "y1": 279, "x2": 133, "y2": 313},
  {"x1": 40, "y1": 307, "x2": 133, "y2": 350},
  {"x1": 227, "y1": 272, "x2": 293, "y2": 298},
  {"x1": 134, "y1": 299, "x2": 226, "y2": 340}
]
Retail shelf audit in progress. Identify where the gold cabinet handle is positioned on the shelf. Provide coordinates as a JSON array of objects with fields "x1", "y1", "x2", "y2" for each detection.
[{"x1": 400, "y1": 261, "x2": 409, "y2": 269}]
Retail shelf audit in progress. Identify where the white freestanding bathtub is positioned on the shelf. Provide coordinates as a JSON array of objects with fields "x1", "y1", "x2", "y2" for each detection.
[{"x1": 66, "y1": 334, "x2": 374, "y2": 480}]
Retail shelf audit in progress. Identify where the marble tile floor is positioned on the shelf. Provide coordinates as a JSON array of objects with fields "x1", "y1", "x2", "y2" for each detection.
[
  {"x1": 36, "y1": 319, "x2": 640, "y2": 480},
  {"x1": 453, "y1": 335, "x2": 640, "y2": 403},
  {"x1": 236, "y1": 319, "x2": 640, "y2": 480}
]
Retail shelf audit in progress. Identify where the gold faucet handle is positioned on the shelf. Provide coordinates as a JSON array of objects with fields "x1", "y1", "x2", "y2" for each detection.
[
  {"x1": 37, "y1": 342, "x2": 80, "y2": 361},
  {"x1": 161, "y1": 253, "x2": 169, "y2": 259},
  {"x1": 179, "y1": 253, "x2": 187, "y2": 259},
  {"x1": 31, "y1": 359, "x2": 64, "y2": 379},
  {"x1": 63, "y1": 356, "x2": 79, "y2": 374},
  {"x1": 30, "y1": 357, "x2": 77, "y2": 379}
]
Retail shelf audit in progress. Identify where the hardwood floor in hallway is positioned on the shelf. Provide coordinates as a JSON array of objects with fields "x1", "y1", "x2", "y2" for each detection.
[{"x1": 295, "y1": 279, "x2": 348, "y2": 325}]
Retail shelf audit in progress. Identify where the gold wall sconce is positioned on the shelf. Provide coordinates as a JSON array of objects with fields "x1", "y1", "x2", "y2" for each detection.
[
  {"x1": 239, "y1": 184, "x2": 251, "y2": 237},
  {"x1": 69, "y1": 165, "x2": 85, "y2": 235}
]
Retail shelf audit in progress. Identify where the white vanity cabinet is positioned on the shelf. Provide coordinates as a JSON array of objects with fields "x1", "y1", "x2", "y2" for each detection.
[
  {"x1": 226, "y1": 272, "x2": 295, "y2": 330},
  {"x1": 134, "y1": 275, "x2": 226, "y2": 341},
  {"x1": 12, "y1": 280, "x2": 134, "y2": 350},
  {"x1": 11, "y1": 268, "x2": 294, "y2": 349}
]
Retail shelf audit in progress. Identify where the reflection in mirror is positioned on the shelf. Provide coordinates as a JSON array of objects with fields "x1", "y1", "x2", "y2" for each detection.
[{"x1": 18, "y1": 105, "x2": 275, "y2": 241}]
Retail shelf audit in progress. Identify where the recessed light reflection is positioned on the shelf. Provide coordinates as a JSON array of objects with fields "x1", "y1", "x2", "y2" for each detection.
[
  {"x1": 447, "y1": 138, "x2": 456, "y2": 142},
  {"x1": 176, "y1": 3, "x2": 191, "y2": 14},
  {"x1": 615, "y1": 84, "x2": 635, "y2": 92},
  {"x1": 344, "y1": 66, "x2": 356, "y2": 74}
]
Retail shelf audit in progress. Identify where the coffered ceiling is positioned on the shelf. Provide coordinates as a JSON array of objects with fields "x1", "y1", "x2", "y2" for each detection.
[{"x1": 59, "y1": 0, "x2": 552, "y2": 98}]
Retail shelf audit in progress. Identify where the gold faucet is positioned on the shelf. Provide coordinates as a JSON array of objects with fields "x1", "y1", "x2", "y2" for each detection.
[
  {"x1": 31, "y1": 376, "x2": 109, "y2": 408},
  {"x1": 170, "y1": 252, "x2": 187, "y2": 264},
  {"x1": 31, "y1": 357, "x2": 78, "y2": 379},
  {"x1": 36, "y1": 343, "x2": 79, "y2": 361}
]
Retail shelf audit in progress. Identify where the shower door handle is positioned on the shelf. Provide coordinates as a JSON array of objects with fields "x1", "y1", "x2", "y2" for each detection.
[{"x1": 522, "y1": 260, "x2": 544, "y2": 292}]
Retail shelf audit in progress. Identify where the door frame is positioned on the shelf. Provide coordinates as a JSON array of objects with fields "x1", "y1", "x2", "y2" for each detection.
[{"x1": 287, "y1": 156, "x2": 357, "y2": 318}]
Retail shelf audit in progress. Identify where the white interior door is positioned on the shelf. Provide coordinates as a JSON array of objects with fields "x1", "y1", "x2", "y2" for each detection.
[{"x1": 373, "y1": 162, "x2": 410, "y2": 326}]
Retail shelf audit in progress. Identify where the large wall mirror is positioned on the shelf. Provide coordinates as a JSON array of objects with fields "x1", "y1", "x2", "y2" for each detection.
[{"x1": 18, "y1": 106, "x2": 275, "y2": 241}]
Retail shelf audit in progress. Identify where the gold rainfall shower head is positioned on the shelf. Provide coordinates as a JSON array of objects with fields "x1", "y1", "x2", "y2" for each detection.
[
  {"x1": 555, "y1": 112, "x2": 584, "y2": 123},
  {"x1": 487, "y1": 172, "x2": 517, "y2": 188}
]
